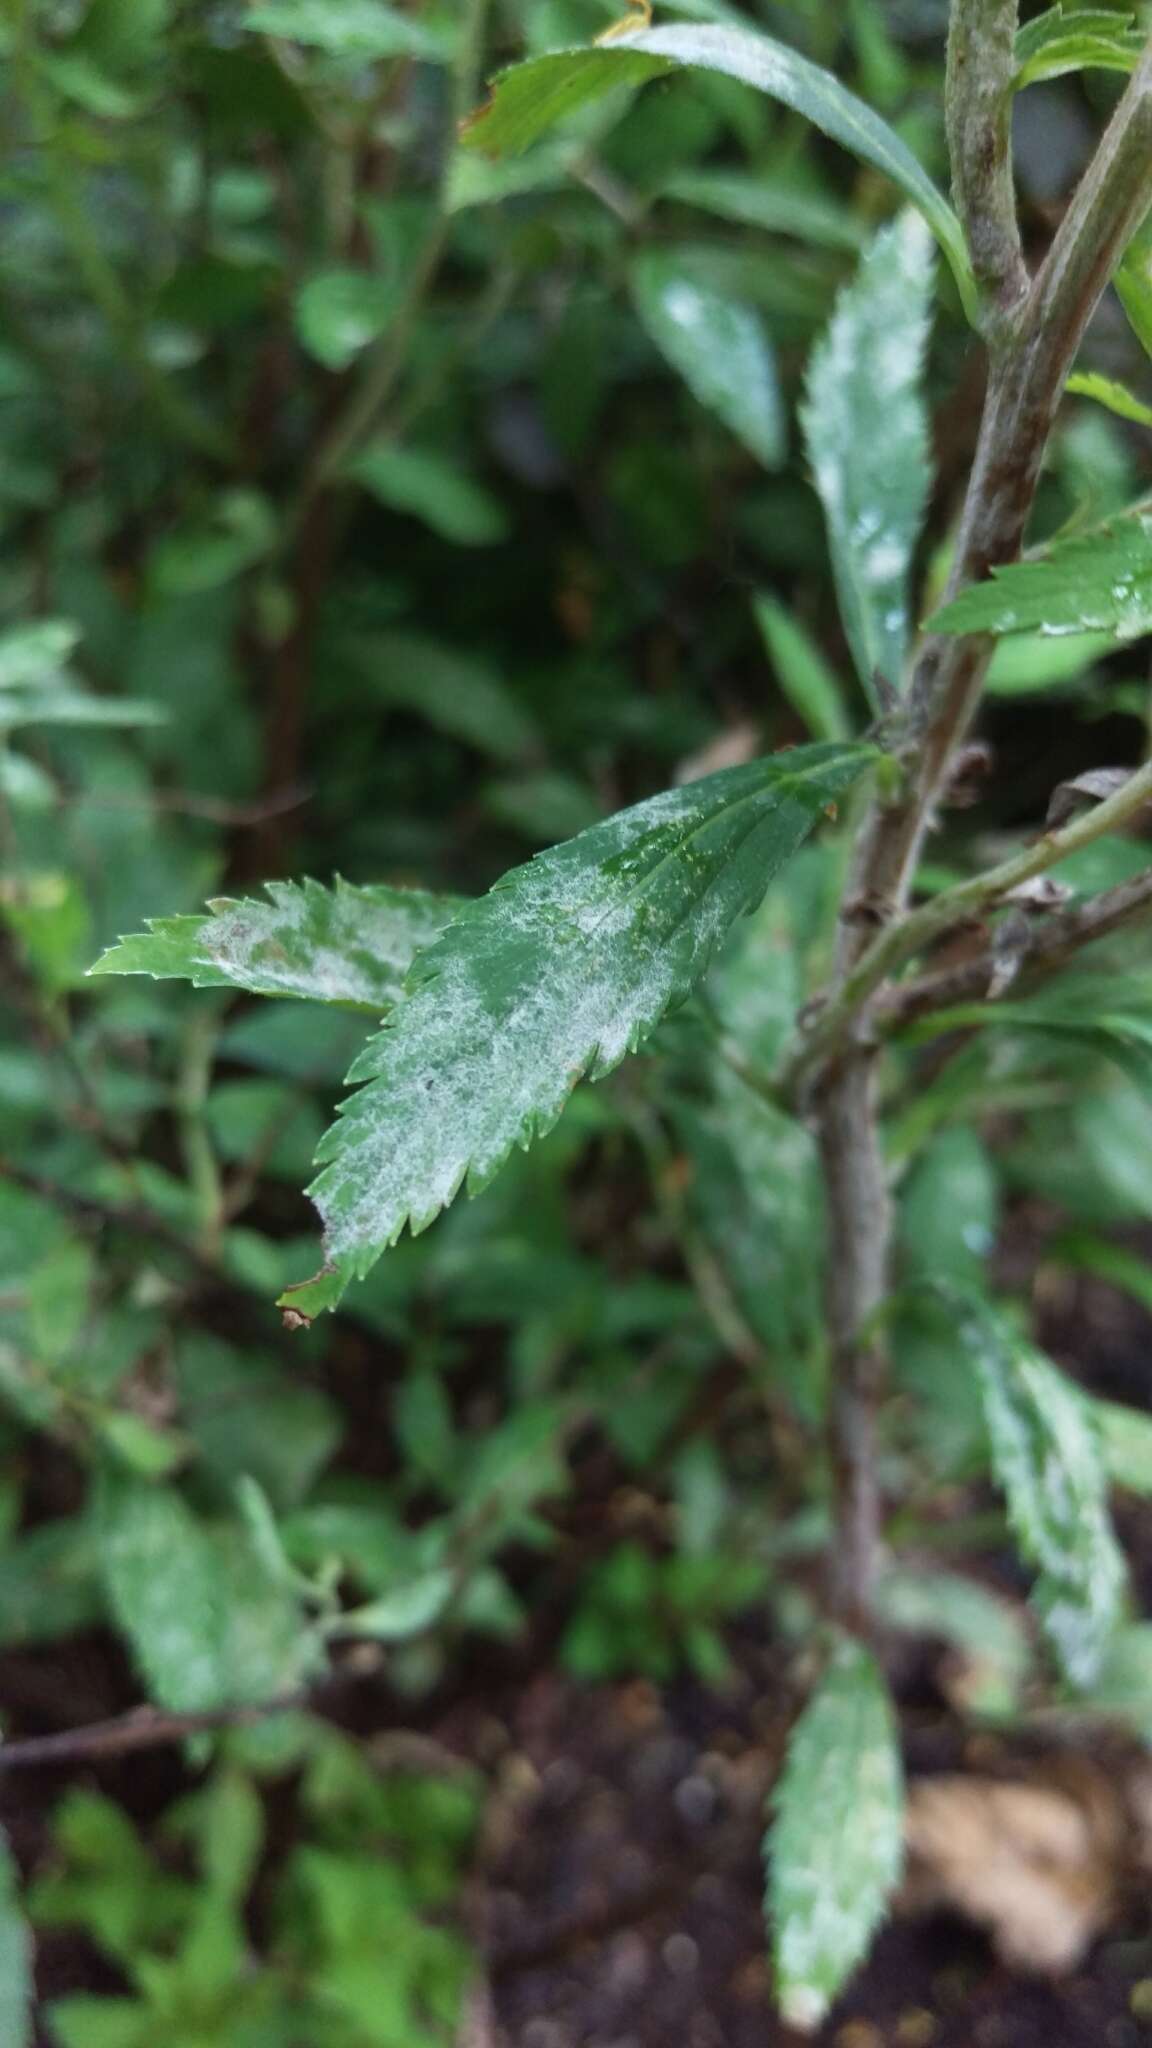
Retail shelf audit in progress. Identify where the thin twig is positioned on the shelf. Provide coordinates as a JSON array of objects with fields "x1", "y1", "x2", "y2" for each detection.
[
  {"x1": 877, "y1": 866, "x2": 1152, "y2": 1035},
  {"x1": 0, "y1": 1693, "x2": 308, "y2": 1770},
  {"x1": 782, "y1": 758, "x2": 1152, "y2": 1098}
]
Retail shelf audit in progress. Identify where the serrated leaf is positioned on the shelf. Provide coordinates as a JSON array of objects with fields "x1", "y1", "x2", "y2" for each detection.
[
  {"x1": 0, "y1": 1831, "x2": 31, "y2": 2048},
  {"x1": 90, "y1": 878, "x2": 462, "y2": 1011},
  {"x1": 460, "y1": 25, "x2": 976, "y2": 321},
  {"x1": 802, "y1": 212, "x2": 935, "y2": 706},
  {"x1": 1067, "y1": 369, "x2": 1152, "y2": 430},
  {"x1": 931, "y1": 503, "x2": 1152, "y2": 641},
  {"x1": 1014, "y1": 6, "x2": 1142, "y2": 88},
  {"x1": 285, "y1": 742, "x2": 872, "y2": 1314},
  {"x1": 767, "y1": 1637, "x2": 903, "y2": 2031},
  {"x1": 99, "y1": 1477, "x2": 317, "y2": 1711},
  {"x1": 960, "y1": 1303, "x2": 1127, "y2": 1687},
  {"x1": 631, "y1": 251, "x2": 784, "y2": 467}
]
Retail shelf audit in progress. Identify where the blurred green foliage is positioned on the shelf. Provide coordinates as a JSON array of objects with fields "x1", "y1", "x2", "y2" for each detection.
[{"x1": 4, "y1": 0, "x2": 1152, "y2": 2039}]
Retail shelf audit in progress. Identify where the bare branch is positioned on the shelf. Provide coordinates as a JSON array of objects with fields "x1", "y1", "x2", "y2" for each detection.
[
  {"x1": 817, "y1": 1056, "x2": 890, "y2": 1634},
  {"x1": 946, "y1": 0, "x2": 1027, "y2": 323},
  {"x1": 785, "y1": 762, "x2": 1152, "y2": 1101},
  {"x1": 878, "y1": 866, "x2": 1152, "y2": 1036},
  {"x1": 0, "y1": 1693, "x2": 307, "y2": 1771}
]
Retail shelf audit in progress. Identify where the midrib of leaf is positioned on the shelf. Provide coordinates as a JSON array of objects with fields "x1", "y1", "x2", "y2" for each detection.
[{"x1": 588, "y1": 753, "x2": 845, "y2": 925}]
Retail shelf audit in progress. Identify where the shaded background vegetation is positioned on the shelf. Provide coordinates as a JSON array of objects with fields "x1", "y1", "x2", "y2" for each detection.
[{"x1": 5, "y1": 1, "x2": 1152, "y2": 2043}]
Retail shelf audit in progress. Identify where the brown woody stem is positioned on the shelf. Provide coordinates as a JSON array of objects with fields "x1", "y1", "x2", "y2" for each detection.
[{"x1": 811, "y1": 23, "x2": 1152, "y2": 1634}]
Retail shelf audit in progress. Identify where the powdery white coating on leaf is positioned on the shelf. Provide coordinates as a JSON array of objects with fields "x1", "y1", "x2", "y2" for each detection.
[
  {"x1": 963, "y1": 1309, "x2": 1127, "y2": 1687},
  {"x1": 802, "y1": 212, "x2": 935, "y2": 704},
  {"x1": 932, "y1": 508, "x2": 1152, "y2": 642},
  {"x1": 768, "y1": 1638, "x2": 904, "y2": 2029},
  {"x1": 305, "y1": 744, "x2": 870, "y2": 1302},
  {"x1": 632, "y1": 252, "x2": 783, "y2": 468},
  {"x1": 90, "y1": 878, "x2": 462, "y2": 1011}
]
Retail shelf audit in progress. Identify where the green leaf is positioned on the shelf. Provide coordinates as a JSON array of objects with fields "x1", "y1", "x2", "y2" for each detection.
[
  {"x1": 90, "y1": 877, "x2": 462, "y2": 1011},
  {"x1": 283, "y1": 742, "x2": 872, "y2": 1315},
  {"x1": 630, "y1": 251, "x2": 784, "y2": 467},
  {"x1": 327, "y1": 1569, "x2": 455, "y2": 1642},
  {"x1": 99, "y1": 1477, "x2": 317, "y2": 1711},
  {"x1": 802, "y1": 212, "x2": 935, "y2": 706},
  {"x1": 295, "y1": 269, "x2": 395, "y2": 370},
  {"x1": 0, "y1": 619, "x2": 162, "y2": 732},
  {"x1": 933, "y1": 502, "x2": 1152, "y2": 641},
  {"x1": 0, "y1": 1830, "x2": 31, "y2": 2048},
  {"x1": 1117, "y1": 215, "x2": 1152, "y2": 363},
  {"x1": 1067, "y1": 369, "x2": 1152, "y2": 430},
  {"x1": 1094, "y1": 1394, "x2": 1152, "y2": 1496},
  {"x1": 246, "y1": 0, "x2": 451, "y2": 61},
  {"x1": 349, "y1": 442, "x2": 509, "y2": 546},
  {"x1": 328, "y1": 628, "x2": 540, "y2": 763},
  {"x1": 461, "y1": 25, "x2": 977, "y2": 321},
  {"x1": 876, "y1": 1568, "x2": 1028, "y2": 1718},
  {"x1": 753, "y1": 595, "x2": 851, "y2": 741},
  {"x1": 959, "y1": 1303, "x2": 1127, "y2": 1687},
  {"x1": 149, "y1": 489, "x2": 276, "y2": 596},
  {"x1": 767, "y1": 1637, "x2": 903, "y2": 2030},
  {"x1": 1080, "y1": 1622, "x2": 1152, "y2": 1739},
  {"x1": 985, "y1": 627, "x2": 1115, "y2": 696},
  {"x1": 659, "y1": 168, "x2": 866, "y2": 251},
  {"x1": 1014, "y1": 6, "x2": 1142, "y2": 88}
]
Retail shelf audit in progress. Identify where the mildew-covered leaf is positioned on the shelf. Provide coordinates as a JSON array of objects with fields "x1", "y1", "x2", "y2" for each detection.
[
  {"x1": 460, "y1": 25, "x2": 976, "y2": 319},
  {"x1": 631, "y1": 251, "x2": 784, "y2": 468},
  {"x1": 90, "y1": 878, "x2": 463, "y2": 1012},
  {"x1": 283, "y1": 743, "x2": 873, "y2": 1315},
  {"x1": 931, "y1": 505, "x2": 1152, "y2": 641},
  {"x1": 767, "y1": 1637, "x2": 904, "y2": 2030},
  {"x1": 802, "y1": 213, "x2": 935, "y2": 706},
  {"x1": 960, "y1": 1304, "x2": 1127, "y2": 1687}
]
